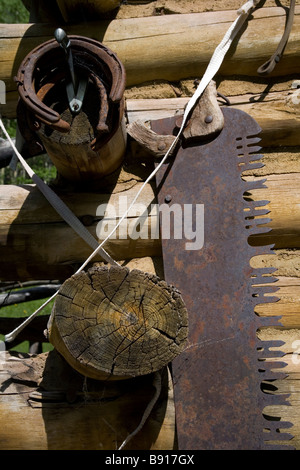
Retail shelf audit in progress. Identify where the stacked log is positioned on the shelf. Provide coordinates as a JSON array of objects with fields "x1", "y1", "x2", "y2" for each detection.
[
  {"x1": 1, "y1": 5, "x2": 300, "y2": 118},
  {"x1": 0, "y1": 0, "x2": 300, "y2": 450}
]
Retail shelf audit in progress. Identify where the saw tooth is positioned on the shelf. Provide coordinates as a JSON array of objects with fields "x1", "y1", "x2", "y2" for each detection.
[
  {"x1": 252, "y1": 284, "x2": 280, "y2": 304},
  {"x1": 246, "y1": 199, "x2": 270, "y2": 208},
  {"x1": 246, "y1": 135, "x2": 261, "y2": 145},
  {"x1": 259, "y1": 368, "x2": 288, "y2": 384},
  {"x1": 246, "y1": 219, "x2": 272, "y2": 235},
  {"x1": 248, "y1": 217, "x2": 272, "y2": 226},
  {"x1": 252, "y1": 285, "x2": 279, "y2": 294},
  {"x1": 250, "y1": 244, "x2": 276, "y2": 256},
  {"x1": 251, "y1": 268, "x2": 278, "y2": 287},
  {"x1": 236, "y1": 135, "x2": 261, "y2": 146},
  {"x1": 244, "y1": 177, "x2": 268, "y2": 191},
  {"x1": 259, "y1": 359, "x2": 289, "y2": 381},
  {"x1": 244, "y1": 207, "x2": 271, "y2": 218},
  {"x1": 252, "y1": 267, "x2": 278, "y2": 277},
  {"x1": 264, "y1": 443, "x2": 295, "y2": 450},
  {"x1": 245, "y1": 145, "x2": 262, "y2": 155},
  {"x1": 257, "y1": 340, "x2": 286, "y2": 359},
  {"x1": 263, "y1": 426, "x2": 294, "y2": 447},
  {"x1": 245, "y1": 152, "x2": 264, "y2": 161},
  {"x1": 252, "y1": 292, "x2": 280, "y2": 305},
  {"x1": 252, "y1": 275, "x2": 278, "y2": 285},
  {"x1": 262, "y1": 390, "x2": 291, "y2": 406},
  {"x1": 264, "y1": 421, "x2": 293, "y2": 432},
  {"x1": 258, "y1": 315, "x2": 283, "y2": 328}
]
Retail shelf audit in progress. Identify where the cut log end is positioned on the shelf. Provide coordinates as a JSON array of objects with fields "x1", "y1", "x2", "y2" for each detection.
[{"x1": 48, "y1": 265, "x2": 189, "y2": 380}]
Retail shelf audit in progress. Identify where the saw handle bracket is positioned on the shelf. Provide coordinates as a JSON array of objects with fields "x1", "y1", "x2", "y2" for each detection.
[
  {"x1": 127, "y1": 81, "x2": 225, "y2": 159},
  {"x1": 176, "y1": 80, "x2": 225, "y2": 143}
]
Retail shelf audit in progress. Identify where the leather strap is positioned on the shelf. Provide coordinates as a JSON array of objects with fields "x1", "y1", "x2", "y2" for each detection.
[{"x1": 257, "y1": 0, "x2": 296, "y2": 75}]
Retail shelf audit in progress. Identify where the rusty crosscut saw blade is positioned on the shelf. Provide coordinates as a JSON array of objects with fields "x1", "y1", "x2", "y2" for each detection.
[{"x1": 151, "y1": 106, "x2": 294, "y2": 450}]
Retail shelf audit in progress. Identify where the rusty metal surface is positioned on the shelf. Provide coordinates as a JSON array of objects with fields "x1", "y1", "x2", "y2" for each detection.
[
  {"x1": 16, "y1": 35, "x2": 126, "y2": 153},
  {"x1": 152, "y1": 107, "x2": 293, "y2": 450}
]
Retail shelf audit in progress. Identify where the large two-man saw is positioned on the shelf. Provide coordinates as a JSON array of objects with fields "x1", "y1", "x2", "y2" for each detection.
[{"x1": 128, "y1": 80, "x2": 294, "y2": 450}]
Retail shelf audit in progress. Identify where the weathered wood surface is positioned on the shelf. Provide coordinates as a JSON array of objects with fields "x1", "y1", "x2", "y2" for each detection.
[
  {"x1": 38, "y1": 113, "x2": 127, "y2": 183},
  {"x1": 258, "y1": 328, "x2": 300, "y2": 450},
  {"x1": 1, "y1": 6, "x2": 300, "y2": 117},
  {"x1": 1, "y1": 0, "x2": 300, "y2": 450},
  {"x1": 48, "y1": 265, "x2": 188, "y2": 380},
  {"x1": 0, "y1": 179, "x2": 160, "y2": 280},
  {"x1": 0, "y1": 349, "x2": 175, "y2": 450}
]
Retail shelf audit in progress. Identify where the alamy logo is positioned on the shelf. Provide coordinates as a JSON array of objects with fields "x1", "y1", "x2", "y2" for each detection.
[
  {"x1": 0, "y1": 81, "x2": 6, "y2": 105},
  {"x1": 96, "y1": 196, "x2": 204, "y2": 251}
]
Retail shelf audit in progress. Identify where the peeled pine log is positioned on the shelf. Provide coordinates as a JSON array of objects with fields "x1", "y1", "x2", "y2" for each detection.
[
  {"x1": 0, "y1": 349, "x2": 176, "y2": 450},
  {"x1": 255, "y1": 276, "x2": 300, "y2": 329},
  {"x1": 0, "y1": 166, "x2": 299, "y2": 280},
  {"x1": 0, "y1": 181, "x2": 161, "y2": 281},
  {"x1": 47, "y1": 265, "x2": 188, "y2": 380},
  {"x1": 1, "y1": 6, "x2": 300, "y2": 117}
]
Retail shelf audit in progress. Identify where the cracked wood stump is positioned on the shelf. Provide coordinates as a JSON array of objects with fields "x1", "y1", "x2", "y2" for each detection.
[{"x1": 47, "y1": 265, "x2": 188, "y2": 381}]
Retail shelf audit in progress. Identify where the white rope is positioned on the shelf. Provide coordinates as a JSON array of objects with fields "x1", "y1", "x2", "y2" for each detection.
[
  {"x1": 118, "y1": 370, "x2": 162, "y2": 450},
  {"x1": 3, "y1": 0, "x2": 259, "y2": 343}
]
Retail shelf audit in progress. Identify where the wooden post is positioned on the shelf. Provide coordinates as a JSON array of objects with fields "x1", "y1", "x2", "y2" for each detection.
[
  {"x1": 47, "y1": 265, "x2": 188, "y2": 381},
  {"x1": 36, "y1": 110, "x2": 127, "y2": 185}
]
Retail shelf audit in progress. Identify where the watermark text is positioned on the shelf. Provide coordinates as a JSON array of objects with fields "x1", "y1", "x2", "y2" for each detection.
[{"x1": 96, "y1": 197, "x2": 204, "y2": 251}]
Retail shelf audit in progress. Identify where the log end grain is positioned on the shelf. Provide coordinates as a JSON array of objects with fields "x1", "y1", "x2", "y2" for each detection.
[{"x1": 48, "y1": 265, "x2": 188, "y2": 380}]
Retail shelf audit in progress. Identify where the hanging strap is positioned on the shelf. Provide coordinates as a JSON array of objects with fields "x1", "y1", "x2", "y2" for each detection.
[{"x1": 257, "y1": 0, "x2": 296, "y2": 75}]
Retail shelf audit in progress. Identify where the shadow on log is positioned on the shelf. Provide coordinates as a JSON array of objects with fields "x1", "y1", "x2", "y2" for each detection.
[{"x1": 0, "y1": 349, "x2": 176, "y2": 449}]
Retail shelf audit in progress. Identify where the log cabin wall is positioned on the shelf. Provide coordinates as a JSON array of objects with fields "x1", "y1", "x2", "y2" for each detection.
[{"x1": 0, "y1": 0, "x2": 300, "y2": 450}]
